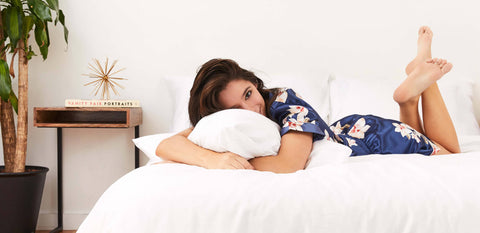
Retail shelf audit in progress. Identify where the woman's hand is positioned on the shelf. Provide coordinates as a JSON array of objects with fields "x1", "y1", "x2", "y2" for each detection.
[
  {"x1": 203, "y1": 152, "x2": 254, "y2": 170},
  {"x1": 156, "y1": 127, "x2": 254, "y2": 170}
]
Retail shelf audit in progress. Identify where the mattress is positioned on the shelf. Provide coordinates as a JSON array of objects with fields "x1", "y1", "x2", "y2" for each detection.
[{"x1": 78, "y1": 151, "x2": 480, "y2": 233}]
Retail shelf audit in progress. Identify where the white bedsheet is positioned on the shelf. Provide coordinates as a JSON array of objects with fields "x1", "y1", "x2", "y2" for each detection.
[{"x1": 78, "y1": 152, "x2": 480, "y2": 233}]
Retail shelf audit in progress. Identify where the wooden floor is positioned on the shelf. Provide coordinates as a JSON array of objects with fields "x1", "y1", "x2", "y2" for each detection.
[{"x1": 36, "y1": 231, "x2": 76, "y2": 233}]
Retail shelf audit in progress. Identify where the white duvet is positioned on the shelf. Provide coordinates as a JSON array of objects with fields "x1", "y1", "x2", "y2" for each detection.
[{"x1": 78, "y1": 151, "x2": 480, "y2": 233}]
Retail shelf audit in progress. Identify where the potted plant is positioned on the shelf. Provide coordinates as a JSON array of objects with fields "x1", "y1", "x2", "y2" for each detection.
[{"x1": 0, "y1": 0, "x2": 68, "y2": 232}]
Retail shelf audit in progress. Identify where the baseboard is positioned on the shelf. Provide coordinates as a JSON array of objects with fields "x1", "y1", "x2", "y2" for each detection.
[{"x1": 37, "y1": 212, "x2": 88, "y2": 230}]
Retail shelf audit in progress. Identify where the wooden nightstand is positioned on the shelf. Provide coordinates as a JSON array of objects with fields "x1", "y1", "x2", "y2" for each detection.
[{"x1": 33, "y1": 107, "x2": 142, "y2": 233}]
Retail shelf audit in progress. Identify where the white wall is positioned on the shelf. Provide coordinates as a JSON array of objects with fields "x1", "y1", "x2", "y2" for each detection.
[{"x1": 0, "y1": 0, "x2": 478, "y2": 230}]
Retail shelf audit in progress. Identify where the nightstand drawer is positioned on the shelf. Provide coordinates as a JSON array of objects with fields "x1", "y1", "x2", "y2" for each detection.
[{"x1": 34, "y1": 107, "x2": 142, "y2": 128}]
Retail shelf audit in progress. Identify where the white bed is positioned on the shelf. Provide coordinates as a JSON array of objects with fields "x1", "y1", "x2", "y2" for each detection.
[{"x1": 77, "y1": 73, "x2": 480, "y2": 233}]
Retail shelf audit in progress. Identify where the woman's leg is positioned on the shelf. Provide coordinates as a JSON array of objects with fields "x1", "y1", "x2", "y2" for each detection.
[
  {"x1": 405, "y1": 26, "x2": 433, "y2": 76},
  {"x1": 397, "y1": 97, "x2": 424, "y2": 134},
  {"x1": 396, "y1": 26, "x2": 460, "y2": 154},
  {"x1": 421, "y1": 70, "x2": 461, "y2": 153},
  {"x1": 395, "y1": 59, "x2": 459, "y2": 154},
  {"x1": 396, "y1": 26, "x2": 433, "y2": 134}
]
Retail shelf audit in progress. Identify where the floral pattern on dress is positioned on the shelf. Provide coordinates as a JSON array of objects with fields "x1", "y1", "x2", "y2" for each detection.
[
  {"x1": 323, "y1": 129, "x2": 340, "y2": 142},
  {"x1": 431, "y1": 143, "x2": 441, "y2": 155},
  {"x1": 282, "y1": 106, "x2": 312, "y2": 131},
  {"x1": 269, "y1": 88, "x2": 438, "y2": 156},
  {"x1": 324, "y1": 129, "x2": 332, "y2": 141},
  {"x1": 269, "y1": 88, "x2": 335, "y2": 142},
  {"x1": 275, "y1": 88, "x2": 288, "y2": 103},
  {"x1": 327, "y1": 114, "x2": 439, "y2": 156},
  {"x1": 330, "y1": 122, "x2": 344, "y2": 135},
  {"x1": 347, "y1": 118, "x2": 370, "y2": 139},
  {"x1": 329, "y1": 121, "x2": 363, "y2": 146},
  {"x1": 329, "y1": 122, "x2": 347, "y2": 142},
  {"x1": 283, "y1": 119, "x2": 304, "y2": 131},
  {"x1": 287, "y1": 105, "x2": 309, "y2": 121},
  {"x1": 346, "y1": 138, "x2": 358, "y2": 147},
  {"x1": 392, "y1": 122, "x2": 421, "y2": 143},
  {"x1": 392, "y1": 122, "x2": 441, "y2": 154}
]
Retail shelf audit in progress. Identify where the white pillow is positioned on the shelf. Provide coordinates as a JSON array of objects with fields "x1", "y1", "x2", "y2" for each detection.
[
  {"x1": 163, "y1": 76, "x2": 194, "y2": 132},
  {"x1": 458, "y1": 135, "x2": 480, "y2": 152},
  {"x1": 187, "y1": 109, "x2": 281, "y2": 159},
  {"x1": 132, "y1": 133, "x2": 174, "y2": 165},
  {"x1": 328, "y1": 73, "x2": 480, "y2": 137},
  {"x1": 163, "y1": 73, "x2": 331, "y2": 133},
  {"x1": 305, "y1": 139, "x2": 352, "y2": 169},
  {"x1": 261, "y1": 74, "x2": 331, "y2": 123},
  {"x1": 328, "y1": 73, "x2": 401, "y2": 124},
  {"x1": 437, "y1": 76, "x2": 480, "y2": 136},
  {"x1": 188, "y1": 108, "x2": 353, "y2": 167}
]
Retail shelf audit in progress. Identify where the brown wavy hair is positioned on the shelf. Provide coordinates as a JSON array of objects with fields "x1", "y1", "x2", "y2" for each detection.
[{"x1": 188, "y1": 59, "x2": 277, "y2": 126}]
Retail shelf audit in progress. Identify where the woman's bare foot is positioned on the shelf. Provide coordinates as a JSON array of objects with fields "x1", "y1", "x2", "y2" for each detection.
[
  {"x1": 394, "y1": 58, "x2": 452, "y2": 104},
  {"x1": 405, "y1": 26, "x2": 433, "y2": 75}
]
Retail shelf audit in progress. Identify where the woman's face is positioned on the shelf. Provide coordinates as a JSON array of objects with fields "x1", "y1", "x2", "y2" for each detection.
[{"x1": 218, "y1": 79, "x2": 266, "y2": 116}]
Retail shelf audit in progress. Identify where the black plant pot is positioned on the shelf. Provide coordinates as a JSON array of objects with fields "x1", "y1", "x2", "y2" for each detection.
[{"x1": 0, "y1": 165, "x2": 49, "y2": 233}]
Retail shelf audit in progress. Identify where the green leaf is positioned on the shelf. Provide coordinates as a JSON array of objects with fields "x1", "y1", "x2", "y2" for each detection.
[
  {"x1": 59, "y1": 9, "x2": 68, "y2": 43},
  {"x1": 9, "y1": 90, "x2": 18, "y2": 114},
  {"x1": 1, "y1": 8, "x2": 6, "y2": 35},
  {"x1": 0, "y1": 37, "x2": 6, "y2": 48},
  {"x1": 26, "y1": 45, "x2": 36, "y2": 60},
  {"x1": 4, "y1": 6, "x2": 23, "y2": 50},
  {"x1": 46, "y1": 0, "x2": 59, "y2": 12},
  {"x1": 45, "y1": 20, "x2": 50, "y2": 46},
  {"x1": 22, "y1": 15, "x2": 35, "y2": 39},
  {"x1": 11, "y1": 0, "x2": 22, "y2": 8},
  {"x1": 34, "y1": 20, "x2": 48, "y2": 59},
  {"x1": 27, "y1": 0, "x2": 52, "y2": 22},
  {"x1": 0, "y1": 59, "x2": 12, "y2": 101},
  {"x1": 59, "y1": 9, "x2": 65, "y2": 24},
  {"x1": 1, "y1": 44, "x2": 11, "y2": 55}
]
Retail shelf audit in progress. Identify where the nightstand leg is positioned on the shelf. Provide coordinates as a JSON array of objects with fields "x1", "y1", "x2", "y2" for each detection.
[
  {"x1": 50, "y1": 128, "x2": 63, "y2": 233},
  {"x1": 135, "y1": 126, "x2": 139, "y2": 169}
]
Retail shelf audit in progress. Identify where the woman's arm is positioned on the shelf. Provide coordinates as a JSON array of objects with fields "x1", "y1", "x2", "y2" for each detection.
[
  {"x1": 248, "y1": 131, "x2": 313, "y2": 173},
  {"x1": 155, "y1": 128, "x2": 254, "y2": 170}
]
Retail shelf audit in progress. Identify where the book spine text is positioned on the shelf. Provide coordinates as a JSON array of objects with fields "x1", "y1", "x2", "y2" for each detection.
[{"x1": 65, "y1": 99, "x2": 140, "y2": 107}]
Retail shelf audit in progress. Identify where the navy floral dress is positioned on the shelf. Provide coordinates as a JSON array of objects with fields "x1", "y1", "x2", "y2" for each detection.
[{"x1": 269, "y1": 88, "x2": 440, "y2": 156}]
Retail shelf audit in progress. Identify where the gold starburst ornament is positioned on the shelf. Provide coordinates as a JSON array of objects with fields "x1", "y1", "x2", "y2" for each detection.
[{"x1": 83, "y1": 58, "x2": 127, "y2": 100}]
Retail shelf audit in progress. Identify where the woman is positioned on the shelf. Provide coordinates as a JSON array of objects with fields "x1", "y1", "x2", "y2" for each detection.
[{"x1": 156, "y1": 26, "x2": 460, "y2": 173}]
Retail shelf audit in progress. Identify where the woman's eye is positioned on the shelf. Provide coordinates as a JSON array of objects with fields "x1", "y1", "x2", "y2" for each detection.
[{"x1": 245, "y1": 90, "x2": 252, "y2": 100}]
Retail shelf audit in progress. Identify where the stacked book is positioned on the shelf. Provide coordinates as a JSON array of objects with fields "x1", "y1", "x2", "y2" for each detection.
[{"x1": 65, "y1": 99, "x2": 140, "y2": 108}]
